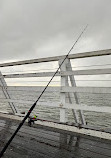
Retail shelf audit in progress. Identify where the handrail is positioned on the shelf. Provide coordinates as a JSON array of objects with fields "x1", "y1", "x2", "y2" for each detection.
[
  {"x1": 0, "y1": 48, "x2": 111, "y2": 67},
  {"x1": 3, "y1": 68, "x2": 111, "y2": 78}
]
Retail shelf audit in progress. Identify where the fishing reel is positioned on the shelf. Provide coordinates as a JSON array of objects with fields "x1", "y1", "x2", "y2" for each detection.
[{"x1": 28, "y1": 115, "x2": 38, "y2": 127}]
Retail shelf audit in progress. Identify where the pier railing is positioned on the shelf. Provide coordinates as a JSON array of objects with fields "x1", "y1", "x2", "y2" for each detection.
[{"x1": 0, "y1": 48, "x2": 111, "y2": 128}]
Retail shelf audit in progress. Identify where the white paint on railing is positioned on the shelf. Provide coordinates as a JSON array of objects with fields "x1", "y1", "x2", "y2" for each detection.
[
  {"x1": 0, "y1": 72, "x2": 19, "y2": 114},
  {"x1": 66, "y1": 59, "x2": 84, "y2": 124},
  {"x1": 59, "y1": 59, "x2": 68, "y2": 122},
  {"x1": 0, "y1": 86, "x2": 60, "y2": 92},
  {"x1": 3, "y1": 68, "x2": 111, "y2": 78},
  {"x1": 61, "y1": 68, "x2": 111, "y2": 76},
  {"x1": 0, "y1": 49, "x2": 111, "y2": 67},
  {"x1": 1, "y1": 86, "x2": 111, "y2": 94},
  {"x1": 3, "y1": 72, "x2": 60, "y2": 78}
]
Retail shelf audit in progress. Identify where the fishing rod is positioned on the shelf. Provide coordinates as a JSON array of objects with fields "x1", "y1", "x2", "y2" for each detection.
[{"x1": 0, "y1": 25, "x2": 88, "y2": 157}]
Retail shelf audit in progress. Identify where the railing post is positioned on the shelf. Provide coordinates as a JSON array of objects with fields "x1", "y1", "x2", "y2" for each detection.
[
  {"x1": 59, "y1": 59, "x2": 68, "y2": 123},
  {"x1": 0, "y1": 71, "x2": 20, "y2": 114},
  {"x1": 66, "y1": 59, "x2": 86, "y2": 125},
  {"x1": 65, "y1": 59, "x2": 80, "y2": 124}
]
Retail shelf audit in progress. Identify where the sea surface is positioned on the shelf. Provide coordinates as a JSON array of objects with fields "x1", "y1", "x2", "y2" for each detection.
[{"x1": 0, "y1": 89, "x2": 111, "y2": 129}]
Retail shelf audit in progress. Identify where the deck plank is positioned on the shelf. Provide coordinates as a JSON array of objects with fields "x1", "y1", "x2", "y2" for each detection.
[{"x1": 0, "y1": 116, "x2": 111, "y2": 158}]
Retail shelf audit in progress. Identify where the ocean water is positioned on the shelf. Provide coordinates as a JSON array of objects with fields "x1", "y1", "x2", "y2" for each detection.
[{"x1": 0, "y1": 89, "x2": 111, "y2": 129}]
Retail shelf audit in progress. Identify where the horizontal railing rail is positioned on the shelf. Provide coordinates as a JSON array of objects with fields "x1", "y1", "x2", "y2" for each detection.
[
  {"x1": 2, "y1": 68, "x2": 111, "y2": 78},
  {"x1": 0, "y1": 86, "x2": 60, "y2": 92},
  {"x1": 0, "y1": 49, "x2": 111, "y2": 67}
]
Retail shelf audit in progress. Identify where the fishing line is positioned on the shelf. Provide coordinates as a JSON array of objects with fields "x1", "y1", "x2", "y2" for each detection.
[{"x1": 0, "y1": 25, "x2": 88, "y2": 157}]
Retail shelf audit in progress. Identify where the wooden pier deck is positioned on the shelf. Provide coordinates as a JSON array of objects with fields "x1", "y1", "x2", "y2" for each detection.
[{"x1": 0, "y1": 113, "x2": 111, "y2": 158}]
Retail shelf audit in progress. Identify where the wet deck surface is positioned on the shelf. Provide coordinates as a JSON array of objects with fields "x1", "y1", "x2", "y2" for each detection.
[{"x1": 0, "y1": 116, "x2": 111, "y2": 158}]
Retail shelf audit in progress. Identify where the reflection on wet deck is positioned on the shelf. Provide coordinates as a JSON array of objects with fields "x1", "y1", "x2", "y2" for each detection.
[{"x1": 0, "y1": 117, "x2": 111, "y2": 158}]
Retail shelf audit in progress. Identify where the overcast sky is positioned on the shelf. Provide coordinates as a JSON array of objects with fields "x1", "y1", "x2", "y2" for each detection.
[
  {"x1": 0, "y1": 0, "x2": 111, "y2": 63},
  {"x1": 1, "y1": 0, "x2": 111, "y2": 87}
]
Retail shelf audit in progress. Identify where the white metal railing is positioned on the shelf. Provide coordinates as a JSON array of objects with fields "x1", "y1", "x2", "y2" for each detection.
[{"x1": 0, "y1": 48, "x2": 111, "y2": 126}]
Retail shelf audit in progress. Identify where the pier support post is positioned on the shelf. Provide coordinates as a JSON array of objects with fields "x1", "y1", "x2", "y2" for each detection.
[
  {"x1": 59, "y1": 59, "x2": 68, "y2": 123},
  {"x1": 59, "y1": 58, "x2": 86, "y2": 125},
  {"x1": 65, "y1": 59, "x2": 80, "y2": 124},
  {"x1": 66, "y1": 59, "x2": 86, "y2": 125}
]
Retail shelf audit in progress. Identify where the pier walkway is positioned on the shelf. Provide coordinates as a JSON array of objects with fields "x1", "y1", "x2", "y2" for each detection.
[{"x1": 0, "y1": 113, "x2": 111, "y2": 158}]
